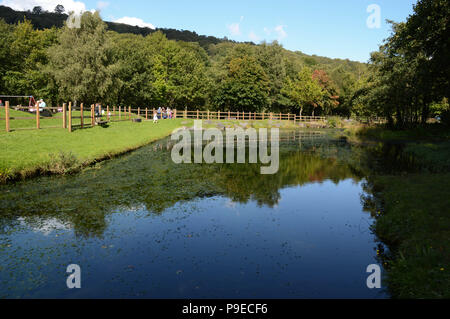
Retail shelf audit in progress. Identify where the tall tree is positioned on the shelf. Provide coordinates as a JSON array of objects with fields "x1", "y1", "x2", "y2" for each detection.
[
  {"x1": 214, "y1": 55, "x2": 269, "y2": 112},
  {"x1": 282, "y1": 67, "x2": 324, "y2": 116},
  {"x1": 47, "y1": 11, "x2": 115, "y2": 105},
  {"x1": 54, "y1": 5, "x2": 65, "y2": 14}
]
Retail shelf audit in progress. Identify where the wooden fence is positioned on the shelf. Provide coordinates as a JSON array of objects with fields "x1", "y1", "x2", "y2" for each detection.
[
  {"x1": 178, "y1": 110, "x2": 326, "y2": 122},
  {"x1": 0, "y1": 102, "x2": 327, "y2": 133}
]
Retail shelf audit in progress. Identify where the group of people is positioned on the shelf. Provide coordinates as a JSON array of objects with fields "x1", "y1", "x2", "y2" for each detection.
[{"x1": 153, "y1": 107, "x2": 174, "y2": 123}]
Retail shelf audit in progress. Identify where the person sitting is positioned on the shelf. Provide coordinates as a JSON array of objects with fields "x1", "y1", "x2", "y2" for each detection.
[
  {"x1": 0, "y1": 100, "x2": 4, "y2": 107},
  {"x1": 39, "y1": 99, "x2": 46, "y2": 111}
]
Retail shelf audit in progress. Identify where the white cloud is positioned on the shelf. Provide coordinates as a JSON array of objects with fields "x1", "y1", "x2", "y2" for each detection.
[
  {"x1": 0, "y1": 0, "x2": 86, "y2": 13},
  {"x1": 248, "y1": 31, "x2": 261, "y2": 43},
  {"x1": 114, "y1": 16, "x2": 155, "y2": 29},
  {"x1": 96, "y1": 1, "x2": 109, "y2": 10},
  {"x1": 274, "y1": 25, "x2": 287, "y2": 40},
  {"x1": 227, "y1": 16, "x2": 244, "y2": 37},
  {"x1": 227, "y1": 22, "x2": 241, "y2": 36}
]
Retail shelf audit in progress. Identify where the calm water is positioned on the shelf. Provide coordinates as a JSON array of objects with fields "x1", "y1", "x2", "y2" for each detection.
[{"x1": 0, "y1": 130, "x2": 398, "y2": 298}]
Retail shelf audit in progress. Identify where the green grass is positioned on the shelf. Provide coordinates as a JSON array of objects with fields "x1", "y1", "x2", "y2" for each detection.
[
  {"x1": 404, "y1": 141, "x2": 450, "y2": 171},
  {"x1": 0, "y1": 117, "x2": 192, "y2": 182},
  {"x1": 352, "y1": 124, "x2": 450, "y2": 141},
  {"x1": 353, "y1": 125, "x2": 450, "y2": 298},
  {"x1": 370, "y1": 173, "x2": 450, "y2": 298},
  {"x1": 0, "y1": 107, "x2": 142, "y2": 130}
]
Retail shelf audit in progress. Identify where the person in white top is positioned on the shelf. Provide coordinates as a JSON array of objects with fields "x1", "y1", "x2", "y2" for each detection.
[
  {"x1": 38, "y1": 99, "x2": 46, "y2": 111},
  {"x1": 153, "y1": 111, "x2": 158, "y2": 123}
]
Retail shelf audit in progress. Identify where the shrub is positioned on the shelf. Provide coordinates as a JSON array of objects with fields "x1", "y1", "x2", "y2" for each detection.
[
  {"x1": 44, "y1": 152, "x2": 80, "y2": 175},
  {"x1": 0, "y1": 168, "x2": 12, "y2": 183}
]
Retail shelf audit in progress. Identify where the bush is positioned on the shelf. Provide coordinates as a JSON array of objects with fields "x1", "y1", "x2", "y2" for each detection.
[
  {"x1": 327, "y1": 116, "x2": 342, "y2": 128},
  {"x1": 44, "y1": 152, "x2": 80, "y2": 175},
  {"x1": 0, "y1": 168, "x2": 12, "y2": 183}
]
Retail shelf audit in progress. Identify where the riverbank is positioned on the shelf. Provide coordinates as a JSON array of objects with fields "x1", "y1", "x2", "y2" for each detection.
[
  {"x1": 354, "y1": 124, "x2": 450, "y2": 298},
  {"x1": 0, "y1": 119, "x2": 193, "y2": 183}
]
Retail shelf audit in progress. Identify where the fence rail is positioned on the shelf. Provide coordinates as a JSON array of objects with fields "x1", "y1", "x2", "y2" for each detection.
[{"x1": 1, "y1": 102, "x2": 330, "y2": 133}]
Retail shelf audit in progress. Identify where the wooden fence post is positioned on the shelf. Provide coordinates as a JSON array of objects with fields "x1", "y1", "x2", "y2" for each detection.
[
  {"x1": 207, "y1": 110, "x2": 210, "y2": 120},
  {"x1": 5, "y1": 101, "x2": 10, "y2": 132},
  {"x1": 228, "y1": 111, "x2": 230, "y2": 120},
  {"x1": 113, "y1": 105, "x2": 116, "y2": 120},
  {"x1": 36, "y1": 101, "x2": 40, "y2": 129},
  {"x1": 129, "y1": 106, "x2": 131, "y2": 120},
  {"x1": 138, "y1": 107, "x2": 140, "y2": 118},
  {"x1": 218, "y1": 111, "x2": 220, "y2": 120},
  {"x1": 174, "y1": 109, "x2": 177, "y2": 119},
  {"x1": 80, "y1": 103, "x2": 84, "y2": 128},
  {"x1": 91, "y1": 104, "x2": 95, "y2": 127},
  {"x1": 107, "y1": 105, "x2": 110, "y2": 121},
  {"x1": 262, "y1": 112, "x2": 265, "y2": 120},
  {"x1": 119, "y1": 106, "x2": 121, "y2": 120},
  {"x1": 68, "y1": 102, "x2": 72, "y2": 132},
  {"x1": 197, "y1": 110, "x2": 199, "y2": 120},
  {"x1": 146, "y1": 108, "x2": 148, "y2": 120},
  {"x1": 62, "y1": 103, "x2": 66, "y2": 128},
  {"x1": 184, "y1": 109, "x2": 187, "y2": 119}
]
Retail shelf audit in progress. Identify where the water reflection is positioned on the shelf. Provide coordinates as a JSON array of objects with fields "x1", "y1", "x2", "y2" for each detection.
[{"x1": 0, "y1": 130, "x2": 396, "y2": 298}]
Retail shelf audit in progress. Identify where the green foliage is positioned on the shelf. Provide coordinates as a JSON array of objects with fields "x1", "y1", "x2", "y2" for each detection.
[
  {"x1": 46, "y1": 12, "x2": 114, "y2": 105},
  {"x1": 281, "y1": 66, "x2": 323, "y2": 116},
  {"x1": 214, "y1": 53, "x2": 269, "y2": 112},
  {"x1": 0, "y1": 7, "x2": 367, "y2": 115},
  {"x1": 354, "y1": 0, "x2": 450, "y2": 128},
  {"x1": 44, "y1": 151, "x2": 80, "y2": 175}
]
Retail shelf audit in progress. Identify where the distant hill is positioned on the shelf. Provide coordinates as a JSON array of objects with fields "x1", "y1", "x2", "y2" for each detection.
[
  {"x1": 0, "y1": 5, "x2": 229, "y2": 48},
  {"x1": 0, "y1": 4, "x2": 366, "y2": 74}
]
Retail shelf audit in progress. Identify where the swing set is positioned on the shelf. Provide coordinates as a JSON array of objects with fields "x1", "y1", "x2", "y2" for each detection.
[{"x1": 0, "y1": 95, "x2": 37, "y2": 111}]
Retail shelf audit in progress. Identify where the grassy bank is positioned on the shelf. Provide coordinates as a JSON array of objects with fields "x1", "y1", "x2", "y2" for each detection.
[
  {"x1": 354, "y1": 124, "x2": 450, "y2": 298},
  {"x1": 0, "y1": 118, "x2": 192, "y2": 182},
  {"x1": 370, "y1": 173, "x2": 450, "y2": 298},
  {"x1": 347, "y1": 124, "x2": 450, "y2": 141}
]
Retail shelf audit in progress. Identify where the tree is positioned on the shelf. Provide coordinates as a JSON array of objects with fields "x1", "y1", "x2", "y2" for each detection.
[
  {"x1": 282, "y1": 67, "x2": 323, "y2": 116},
  {"x1": 214, "y1": 55, "x2": 269, "y2": 112},
  {"x1": 1, "y1": 20, "x2": 58, "y2": 103},
  {"x1": 32, "y1": 6, "x2": 43, "y2": 15},
  {"x1": 358, "y1": 0, "x2": 450, "y2": 127},
  {"x1": 54, "y1": 5, "x2": 65, "y2": 14},
  {"x1": 47, "y1": 11, "x2": 115, "y2": 104},
  {"x1": 312, "y1": 70, "x2": 340, "y2": 115}
]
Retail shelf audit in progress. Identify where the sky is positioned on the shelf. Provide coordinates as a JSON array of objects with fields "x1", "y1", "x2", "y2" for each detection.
[{"x1": 1, "y1": 0, "x2": 418, "y2": 62}]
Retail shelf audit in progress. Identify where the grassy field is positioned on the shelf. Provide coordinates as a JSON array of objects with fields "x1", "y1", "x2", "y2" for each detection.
[
  {"x1": 0, "y1": 107, "x2": 142, "y2": 130},
  {"x1": 1, "y1": 114, "x2": 193, "y2": 182}
]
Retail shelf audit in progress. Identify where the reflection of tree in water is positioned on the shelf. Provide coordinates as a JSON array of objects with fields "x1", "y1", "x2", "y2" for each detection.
[{"x1": 0, "y1": 134, "x2": 368, "y2": 238}]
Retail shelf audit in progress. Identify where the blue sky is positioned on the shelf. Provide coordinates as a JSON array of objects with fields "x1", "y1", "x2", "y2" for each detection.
[{"x1": 2, "y1": 0, "x2": 418, "y2": 62}]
